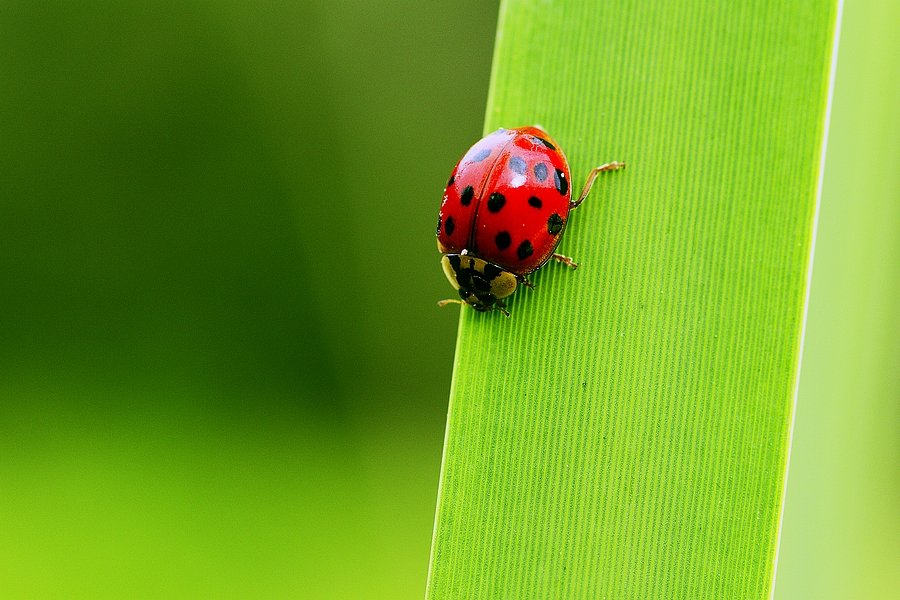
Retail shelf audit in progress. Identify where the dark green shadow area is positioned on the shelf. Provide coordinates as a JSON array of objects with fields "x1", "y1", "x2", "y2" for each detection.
[{"x1": 0, "y1": 1, "x2": 497, "y2": 597}]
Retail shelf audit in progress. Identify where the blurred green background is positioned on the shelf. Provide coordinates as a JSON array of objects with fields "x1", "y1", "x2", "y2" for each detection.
[
  {"x1": 774, "y1": 0, "x2": 899, "y2": 598},
  {"x1": 0, "y1": 1, "x2": 895, "y2": 599},
  {"x1": 0, "y1": 1, "x2": 495, "y2": 597}
]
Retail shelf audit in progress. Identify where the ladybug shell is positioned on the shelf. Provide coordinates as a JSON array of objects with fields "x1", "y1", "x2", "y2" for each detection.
[{"x1": 436, "y1": 126, "x2": 572, "y2": 275}]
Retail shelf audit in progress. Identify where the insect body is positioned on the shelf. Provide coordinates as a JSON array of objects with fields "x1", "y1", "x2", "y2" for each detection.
[{"x1": 437, "y1": 126, "x2": 624, "y2": 316}]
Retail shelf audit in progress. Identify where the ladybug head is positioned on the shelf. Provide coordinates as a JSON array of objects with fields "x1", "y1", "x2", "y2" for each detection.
[{"x1": 440, "y1": 252, "x2": 517, "y2": 315}]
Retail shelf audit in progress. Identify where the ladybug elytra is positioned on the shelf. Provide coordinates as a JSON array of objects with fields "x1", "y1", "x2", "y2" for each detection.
[{"x1": 437, "y1": 126, "x2": 624, "y2": 316}]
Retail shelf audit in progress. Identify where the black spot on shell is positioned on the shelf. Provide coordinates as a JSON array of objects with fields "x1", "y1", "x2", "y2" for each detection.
[
  {"x1": 495, "y1": 231, "x2": 511, "y2": 250},
  {"x1": 436, "y1": 216, "x2": 442, "y2": 236},
  {"x1": 531, "y1": 135, "x2": 555, "y2": 150},
  {"x1": 528, "y1": 196, "x2": 543, "y2": 209},
  {"x1": 447, "y1": 175, "x2": 455, "y2": 187},
  {"x1": 483, "y1": 263, "x2": 502, "y2": 280},
  {"x1": 472, "y1": 148, "x2": 491, "y2": 162},
  {"x1": 444, "y1": 216, "x2": 455, "y2": 236},
  {"x1": 517, "y1": 240, "x2": 534, "y2": 260},
  {"x1": 460, "y1": 185, "x2": 474, "y2": 206},
  {"x1": 487, "y1": 193, "x2": 506, "y2": 213},
  {"x1": 554, "y1": 168, "x2": 569, "y2": 195},
  {"x1": 548, "y1": 213, "x2": 564, "y2": 235},
  {"x1": 534, "y1": 162, "x2": 548, "y2": 181},
  {"x1": 508, "y1": 156, "x2": 526, "y2": 174}
]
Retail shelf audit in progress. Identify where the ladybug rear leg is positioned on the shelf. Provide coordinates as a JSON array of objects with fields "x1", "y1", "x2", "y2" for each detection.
[
  {"x1": 551, "y1": 253, "x2": 579, "y2": 269},
  {"x1": 570, "y1": 161, "x2": 626, "y2": 209}
]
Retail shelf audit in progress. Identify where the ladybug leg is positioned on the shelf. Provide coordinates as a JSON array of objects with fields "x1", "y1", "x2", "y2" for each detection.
[
  {"x1": 517, "y1": 275, "x2": 536, "y2": 289},
  {"x1": 570, "y1": 161, "x2": 626, "y2": 209},
  {"x1": 438, "y1": 298, "x2": 511, "y2": 317},
  {"x1": 551, "y1": 253, "x2": 579, "y2": 269},
  {"x1": 437, "y1": 299, "x2": 466, "y2": 308}
]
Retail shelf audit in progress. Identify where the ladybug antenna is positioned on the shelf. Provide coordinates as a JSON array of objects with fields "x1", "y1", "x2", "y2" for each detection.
[{"x1": 570, "y1": 161, "x2": 626, "y2": 209}]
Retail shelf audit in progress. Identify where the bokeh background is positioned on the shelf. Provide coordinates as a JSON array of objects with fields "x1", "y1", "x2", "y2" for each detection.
[
  {"x1": 0, "y1": 1, "x2": 895, "y2": 598},
  {"x1": 1, "y1": 1, "x2": 495, "y2": 597}
]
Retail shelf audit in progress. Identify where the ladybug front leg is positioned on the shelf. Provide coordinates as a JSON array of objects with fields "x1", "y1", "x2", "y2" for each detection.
[
  {"x1": 517, "y1": 274, "x2": 536, "y2": 289},
  {"x1": 438, "y1": 297, "x2": 511, "y2": 318},
  {"x1": 437, "y1": 299, "x2": 466, "y2": 309},
  {"x1": 494, "y1": 302, "x2": 510, "y2": 318},
  {"x1": 570, "y1": 161, "x2": 626, "y2": 209},
  {"x1": 550, "y1": 253, "x2": 579, "y2": 269}
]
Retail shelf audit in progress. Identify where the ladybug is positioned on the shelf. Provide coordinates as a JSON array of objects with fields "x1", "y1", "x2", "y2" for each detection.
[{"x1": 436, "y1": 126, "x2": 624, "y2": 316}]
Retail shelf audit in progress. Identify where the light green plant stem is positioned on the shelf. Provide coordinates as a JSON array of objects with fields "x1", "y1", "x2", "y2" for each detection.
[{"x1": 426, "y1": 1, "x2": 840, "y2": 598}]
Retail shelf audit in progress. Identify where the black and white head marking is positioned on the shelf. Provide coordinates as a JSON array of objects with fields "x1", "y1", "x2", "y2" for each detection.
[{"x1": 440, "y1": 253, "x2": 518, "y2": 313}]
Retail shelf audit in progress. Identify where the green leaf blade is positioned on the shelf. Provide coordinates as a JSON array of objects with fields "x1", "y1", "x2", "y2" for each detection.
[{"x1": 428, "y1": 1, "x2": 839, "y2": 598}]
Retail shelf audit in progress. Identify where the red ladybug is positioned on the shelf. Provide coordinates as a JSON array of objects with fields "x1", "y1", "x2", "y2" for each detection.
[{"x1": 436, "y1": 126, "x2": 624, "y2": 316}]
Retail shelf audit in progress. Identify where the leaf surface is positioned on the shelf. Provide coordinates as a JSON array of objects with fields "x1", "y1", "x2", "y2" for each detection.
[{"x1": 427, "y1": 1, "x2": 840, "y2": 598}]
